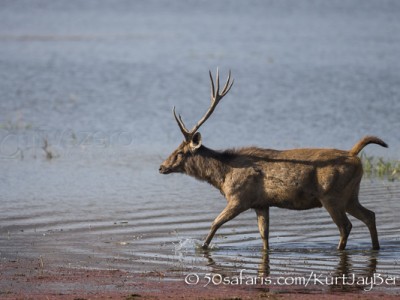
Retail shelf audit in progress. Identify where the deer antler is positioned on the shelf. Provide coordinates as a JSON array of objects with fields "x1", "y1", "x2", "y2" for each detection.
[
  {"x1": 173, "y1": 106, "x2": 191, "y2": 141},
  {"x1": 173, "y1": 69, "x2": 234, "y2": 141}
]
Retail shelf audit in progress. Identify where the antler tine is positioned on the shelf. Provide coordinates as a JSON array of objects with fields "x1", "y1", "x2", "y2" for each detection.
[
  {"x1": 221, "y1": 70, "x2": 235, "y2": 96},
  {"x1": 221, "y1": 70, "x2": 234, "y2": 96},
  {"x1": 215, "y1": 68, "x2": 220, "y2": 99},
  {"x1": 209, "y1": 70, "x2": 215, "y2": 100},
  {"x1": 173, "y1": 106, "x2": 191, "y2": 141}
]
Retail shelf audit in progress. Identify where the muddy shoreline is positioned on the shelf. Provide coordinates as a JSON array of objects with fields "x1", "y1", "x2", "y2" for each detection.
[{"x1": 1, "y1": 256, "x2": 399, "y2": 299}]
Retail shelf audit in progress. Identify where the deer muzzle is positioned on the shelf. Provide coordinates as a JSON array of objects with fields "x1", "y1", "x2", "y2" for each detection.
[{"x1": 159, "y1": 165, "x2": 172, "y2": 174}]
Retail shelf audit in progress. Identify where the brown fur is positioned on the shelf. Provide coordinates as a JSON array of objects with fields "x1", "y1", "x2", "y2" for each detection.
[{"x1": 160, "y1": 136, "x2": 387, "y2": 250}]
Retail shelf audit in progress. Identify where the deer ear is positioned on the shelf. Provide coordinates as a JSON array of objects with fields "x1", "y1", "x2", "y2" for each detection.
[{"x1": 190, "y1": 132, "x2": 202, "y2": 152}]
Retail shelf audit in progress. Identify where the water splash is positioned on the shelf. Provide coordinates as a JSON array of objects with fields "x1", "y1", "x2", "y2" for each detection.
[{"x1": 174, "y1": 238, "x2": 204, "y2": 252}]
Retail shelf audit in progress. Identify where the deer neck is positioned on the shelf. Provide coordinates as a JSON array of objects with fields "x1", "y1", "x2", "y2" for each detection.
[{"x1": 183, "y1": 146, "x2": 230, "y2": 191}]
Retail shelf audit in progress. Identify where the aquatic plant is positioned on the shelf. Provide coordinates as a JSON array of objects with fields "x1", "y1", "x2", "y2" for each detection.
[
  {"x1": 360, "y1": 152, "x2": 400, "y2": 181},
  {"x1": 42, "y1": 138, "x2": 58, "y2": 160}
]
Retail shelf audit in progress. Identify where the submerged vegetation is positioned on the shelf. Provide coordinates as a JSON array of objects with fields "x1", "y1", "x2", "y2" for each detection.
[
  {"x1": 360, "y1": 152, "x2": 400, "y2": 181},
  {"x1": 42, "y1": 138, "x2": 57, "y2": 160}
]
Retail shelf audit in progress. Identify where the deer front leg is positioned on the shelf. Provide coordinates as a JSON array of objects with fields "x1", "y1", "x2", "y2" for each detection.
[
  {"x1": 202, "y1": 203, "x2": 247, "y2": 249},
  {"x1": 256, "y1": 208, "x2": 270, "y2": 250}
]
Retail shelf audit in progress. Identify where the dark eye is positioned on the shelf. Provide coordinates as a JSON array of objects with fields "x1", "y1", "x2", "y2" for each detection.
[{"x1": 176, "y1": 152, "x2": 183, "y2": 158}]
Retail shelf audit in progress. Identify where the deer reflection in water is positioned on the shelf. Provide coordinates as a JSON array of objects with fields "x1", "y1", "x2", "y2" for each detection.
[{"x1": 199, "y1": 249, "x2": 379, "y2": 292}]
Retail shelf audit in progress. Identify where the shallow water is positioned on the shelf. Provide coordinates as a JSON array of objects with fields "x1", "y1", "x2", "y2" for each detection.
[{"x1": 1, "y1": 0, "x2": 400, "y2": 294}]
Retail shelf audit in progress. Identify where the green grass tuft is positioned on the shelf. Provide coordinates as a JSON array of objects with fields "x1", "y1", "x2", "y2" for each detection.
[{"x1": 360, "y1": 152, "x2": 400, "y2": 181}]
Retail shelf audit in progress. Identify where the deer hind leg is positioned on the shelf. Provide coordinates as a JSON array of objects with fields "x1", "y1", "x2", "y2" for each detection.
[
  {"x1": 346, "y1": 198, "x2": 380, "y2": 250},
  {"x1": 255, "y1": 208, "x2": 270, "y2": 250},
  {"x1": 202, "y1": 203, "x2": 247, "y2": 249},
  {"x1": 322, "y1": 199, "x2": 352, "y2": 250}
]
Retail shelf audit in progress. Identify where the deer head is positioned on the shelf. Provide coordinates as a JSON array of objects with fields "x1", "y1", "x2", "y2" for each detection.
[{"x1": 159, "y1": 69, "x2": 234, "y2": 174}]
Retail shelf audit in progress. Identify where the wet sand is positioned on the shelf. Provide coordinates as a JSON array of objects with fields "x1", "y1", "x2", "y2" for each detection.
[
  {"x1": 3, "y1": 259, "x2": 400, "y2": 299},
  {"x1": 2, "y1": 257, "x2": 400, "y2": 299}
]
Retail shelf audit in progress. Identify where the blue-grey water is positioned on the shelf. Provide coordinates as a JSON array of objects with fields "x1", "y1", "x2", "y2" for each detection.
[{"x1": 0, "y1": 0, "x2": 399, "y2": 294}]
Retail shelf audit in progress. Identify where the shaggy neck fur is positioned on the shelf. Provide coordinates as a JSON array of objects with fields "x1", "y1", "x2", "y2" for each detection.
[{"x1": 183, "y1": 146, "x2": 232, "y2": 191}]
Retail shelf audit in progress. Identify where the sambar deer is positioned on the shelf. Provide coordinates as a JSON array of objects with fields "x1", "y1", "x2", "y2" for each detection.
[{"x1": 159, "y1": 69, "x2": 387, "y2": 251}]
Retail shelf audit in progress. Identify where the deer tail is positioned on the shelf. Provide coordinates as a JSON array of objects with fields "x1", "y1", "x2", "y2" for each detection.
[{"x1": 349, "y1": 136, "x2": 388, "y2": 156}]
